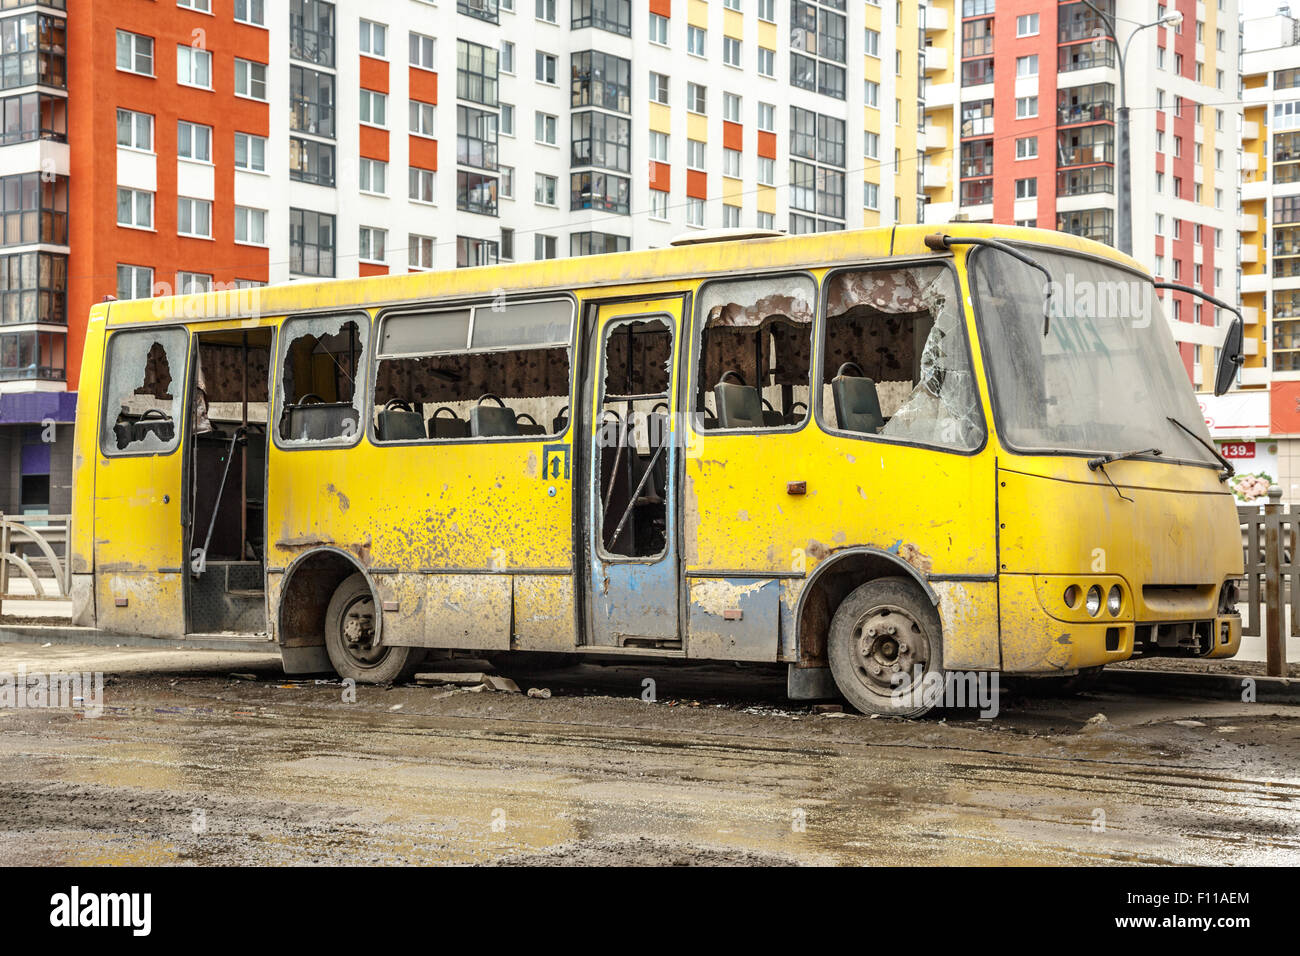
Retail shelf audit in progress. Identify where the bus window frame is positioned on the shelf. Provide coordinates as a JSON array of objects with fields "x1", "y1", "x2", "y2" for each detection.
[
  {"x1": 688, "y1": 269, "x2": 820, "y2": 437},
  {"x1": 271, "y1": 309, "x2": 373, "y2": 453},
  {"x1": 965, "y1": 242, "x2": 1216, "y2": 470},
  {"x1": 813, "y1": 257, "x2": 989, "y2": 458},
  {"x1": 366, "y1": 292, "x2": 579, "y2": 447},
  {"x1": 98, "y1": 323, "x2": 192, "y2": 460}
]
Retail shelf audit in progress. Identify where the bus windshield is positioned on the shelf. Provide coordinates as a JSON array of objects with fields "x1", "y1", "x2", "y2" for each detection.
[{"x1": 969, "y1": 246, "x2": 1218, "y2": 466}]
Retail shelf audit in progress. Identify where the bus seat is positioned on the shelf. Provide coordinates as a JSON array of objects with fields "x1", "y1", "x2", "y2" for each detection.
[
  {"x1": 285, "y1": 401, "x2": 359, "y2": 442},
  {"x1": 713, "y1": 370, "x2": 764, "y2": 429},
  {"x1": 376, "y1": 400, "x2": 425, "y2": 441},
  {"x1": 428, "y1": 406, "x2": 469, "y2": 439},
  {"x1": 831, "y1": 362, "x2": 884, "y2": 434},
  {"x1": 469, "y1": 394, "x2": 519, "y2": 437},
  {"x1": 515, "y1": 413, "x2": 547, "y2": 436},
  {"x1": 760, "y1": 399, "x2": 785, "y2": 428}
]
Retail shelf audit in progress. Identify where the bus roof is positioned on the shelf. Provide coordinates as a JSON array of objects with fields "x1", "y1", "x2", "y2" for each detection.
[{"x1": 99, "y1": 222, "x2": 1147, "y2": 329}]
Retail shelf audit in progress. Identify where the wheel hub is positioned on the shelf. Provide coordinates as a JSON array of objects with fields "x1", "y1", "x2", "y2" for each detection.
[
  {"x1": 339, "y1": 597, "x2": 386, "y2": 667},
  {"x1": 852, "y1": 605, "x2": 928, "y2": 696}
]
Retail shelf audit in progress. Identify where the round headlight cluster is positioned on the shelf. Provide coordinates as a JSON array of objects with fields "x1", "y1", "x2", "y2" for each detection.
[{"x1": 1064, "y1": 583, "x2": 1124, "y2": 617}]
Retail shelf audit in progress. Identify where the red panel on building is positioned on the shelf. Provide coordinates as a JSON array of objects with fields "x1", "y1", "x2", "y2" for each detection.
[
  {"x1": 409, "y1": 136, "x2": 438, "y2": 171},
  {"x1": 649, "y1": 161, "x2": 670, "y2": 191},
  {"x1": 757, "y1": 130, "x2": 776, "y2": 159},
  {"x1": 722, "y1": 121, "x2": 743, "y2": 152},
  {"x1": 1271, "y1": 382, "x2": 1300, "y2": 435},
  {"x1": 360, "y1": 55, "x2": 389, "y2": 94},
  {"x1": 359, "y1": 262, "x2": 390, "y2": 277},
  {"x1": 686, "y1": 169, "x2": 707, "y2": 200},
  {"x1": 410, "y1": 67, "x2": 437, "y2": 105},
  {"x1": 360, "y1": 125, "x2": 388, "y2": 161},
  {"x1": 649, "y1": 0, "x2": 671, "y2": 17}
]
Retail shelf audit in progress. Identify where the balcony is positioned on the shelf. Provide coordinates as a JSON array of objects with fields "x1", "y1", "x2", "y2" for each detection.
[
  {"x1": 924, "y1": 5, "x2": 948, "y2": 32},
  {"x1": 923, "y1": 47, "x2": 947, "y2": 74},
  {"x1": 1242, "y1": 152, "x2": 1259, "y2": 173},
  {"x1": 1241, "y1": 246, "x2": 1259, "y2": 263},
  {"x1": 1243, "y1": 306, "x2": 1261, "y2": 325},
  {"x1": 924, "y1": 82, "x2": 955, "y2": 109},
  {"x1": 1243, "y1": 120, "x2": 1260, "y2": 140},
  {"x1": 1242, "y1": 179, "x2": 1269, "y2": 202},
  {"x1": 924, "y1": 126, "x2": 949, "y2": 151},
  {"x1": 923, "y1": 163, "x2": 949, "y2": 189},
  {"x1": 1241, "y1": 213, "x2": 1259, "y2": 232},
  {"x1": 1242, "y1": 272, "x2": 1269, "y2": 293}
]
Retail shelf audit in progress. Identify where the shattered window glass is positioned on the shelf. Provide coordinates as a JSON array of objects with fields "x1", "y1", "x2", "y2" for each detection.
[
  {"x1": 820, "y1": 265, "x2": 983, "y2": 450},
  {"x1": 276, "y1": 315, "x2": 367, "y2": 445},
  {"x1": 372, "y1": 298, "x2": 574, "y2": 442},
  {"x1": 695, "y1": 274, "x2": 816, "y2": 430},
  {"x1": 101, "y1": 327, "x2": 188, "y2": 455}
]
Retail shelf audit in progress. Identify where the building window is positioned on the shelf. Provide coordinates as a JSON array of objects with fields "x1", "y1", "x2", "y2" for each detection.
[
  {"x1": 115, "y1": 263, "x2": 153, "y2": 303},
  {"x1": 234, "y1": 58, "x2": 268, "y2": 101},
  {"x1": 499, "y1": 40, "x2": 515, "y2": 74},
  {"x1": 535, "y1": 173, "x2": 558, "y2": 206},
  {"x1": 116, "y1": 30, "x2": 154, "y2": 76},
  {"x1": 572, "y1": 51, "x2": 632, "y2": 114},
  {"x1": 235, "y1": 0, "x2": 266, "y2": 26},
  {"x1": 687, "y1": 25, "x2": 706, "y2": 57},
  {"x1": 235, "y1": 132, "x2": 267, "y2": 172},
  {"x1": 649, "y1": 13, "x2": 669, "y2": 45},
  {"x1": 758, "y1": 0, "x2": 775, "y2": 20},
  {"x1": 289, "y1": 136, "x2": 335, "y2": 186},
  {"x1": 177, "y1": 120, "x2": 212, "y2": 163},
  {"x1": 360, "y1": 89, "x2": 387, "y2": 127},
  {"x1": 535, "y1": 51, "x2": 558, "y2": 84},
  {"x1": 180, "y1": 1, "x2": 213, "y2": 14},
  {"x1": 459, "y1": 0, "x2": 500, "y2": 25},
  {"x1": 1016, "y1": 96, "x2": 1037, "y2": 119},
  {"x1": 457, "y1": 236, "x2": 499, "y2": 267},
  {"x1": 650, "y1": 72, "x2": 669, "y2": 105},
  {"x1": 685, "y1": 197, "x2": 705, "y2": 227},
  {"x1": 758, "y1": 47, "x2": 775, "y2": 78},
  {"x1": 535, "y1": 234, "x2": 557, "y2": 260},
  {"x1": 116, "y1": 109, "x2": 153, "y2": 151},
  {"x1": 864, "y1": 181, "x2": 879, "y2": 209},
  {"x1": 757, "y1": 211, "x2": 774, "y2": 230},
  {"x1": 500, "y1": 103, "x2": 515, "y2": 135},
  {"x1": 758, "y1": 156, "x2": 775, "y2": 185},
  {"x1": 0, "y1": 251, "x2": 65, "y2": 324},
  {"x1": 571, "y1": 111, "x2": 632, "y2": 172},
  {"x1": 359, "y1": 157, "x2": 386, "y2": 194},
  {"x1": 687, "y1": 82, "x2": 706, "y2": 114},
  {"x1": 722, "y1": 204, "x2": 741, "y2": 227},
  {"x1": 0, "y1": 329, "x2": 64, "y2": 382},
  {"x1": 723, "y1": 92, "x2": 741, "y2": 123},
  {"x1": 409, "y1": 167, "x2": 437, "y2": 204},
  {"x1": 536, "y1": 0, "x2": 557, "y2": 22},
  {"x1": 234, "y1": 206, "x2": 267, "y2": 245},
  {"x1": 758, "y1": 102, "x2": 775, "y2": 131},
  {"x1": 1016, "y1": 54, "x2": 1038, "y2": 77},
  {"x1": 176, "y1": 45, "x2": 212, "y2": 89},
  {"x1": 865, "y1": 28, "x2": 880, "y2": 57},
  {"x1": 1015, "y1": 136, "x2": 1038, "y2": 159},
  {"x1": 177, "y1": 197, "x2": 212, "y2": 238},
  {"x1": 1014, "y1": 177, "x2": 1036, "y2": 199},
  {"x1": 409, "y1": 233, "x2": 435, "y2": 270},
  {"x1": 290, "y1": 65, "x2": 333, "y2": 136},
  {"x1": 290, "y1": 0, "x2": 335, "y2": 67},
  {"x1": 649, "y1": 188, "x2": 669, "y2": 220},
  {"x1": 724, "y1": 148, "x2": 741, "y2": 177},
  {"x1": 863, "y1": 130, "x2": 878, "y2": 159},
  {"x1": 116, "y1": 186, "x2": 153, "y2": 230},
  {"x1": 535, "y1": 111, "x2": 558, "y2": 145},
  {"x1": 570, "y1": 170, "x2": 630, "y2": 214},
  {"x1": 410, "y1": 32, "x2": 435, "y2": 69},
  {"x1": 649, "y1": 131, "x2": 668, "y2": 162},
  {"x1": 457, "y1": 40, "x2": 499, "y2": 106},
  {"x1": 687, "y1": 139, "x2": 706, "y2": 170},
  {"x1": 570, "y1": 232, "x2": 629, "y2": 256},
  {"x1": 290, "y1": 207, "x2": 335, "y2": 276},
  {"x1": 500, "y1": 165, "x2": 514, "y2": 199},
  {"x1": 410, "y1": 100, "x2": 436, "y2": 137},
  {"x1": 723, "y1": 37, "x2": 742, "y2": 68},
  {"x1": 457, "y1": 170, "x2": 499, "y2": 215},
  {"x1": 359, "y1": 20, "x2": 387, "y2": 56},
  {"x1": 458, "y1": 104, "x2": 498, "y2": 169},
  {"x1": 572, "y1": 0, "x2": 631, "y2": 36},
  {"x1": 1016, "y1": 12, "x2": 1038, "y2": 36},
  {"x1": 359, "y1": 226, "x2": 386, "y2": 262}
]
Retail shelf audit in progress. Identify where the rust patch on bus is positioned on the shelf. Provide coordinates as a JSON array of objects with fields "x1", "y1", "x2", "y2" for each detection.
[
  {"x1": 898, "y1": 542, "x2": 933, "y2": 574},
  {"x1": 325, "y1": 484, "x2": 350, "y2": 511}
]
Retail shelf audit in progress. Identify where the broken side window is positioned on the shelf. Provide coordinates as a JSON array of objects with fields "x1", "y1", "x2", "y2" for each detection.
[
  {"x1": 820, "y1": 265, "x2": 983, "y2": 450},
  {"x1": 276, "y1": 315, "x2": 367, "y2": 445},
  {"x1": 101, "y1": 327, "x2": 188, "y2": 455},
  {"x1": 372, "y1": 298, "x2": 573, "y2": 442},
  {"x1": 597, "y1": 317, "x2": 674, "y2": 558},
  {"x1": 695, "y1": 274, "x2": 816, "y2": 431}
]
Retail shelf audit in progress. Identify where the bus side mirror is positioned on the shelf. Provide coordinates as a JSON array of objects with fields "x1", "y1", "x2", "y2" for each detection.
[{"x1": 1214, "y1": 317, "x2": 1244, "y2": 397}]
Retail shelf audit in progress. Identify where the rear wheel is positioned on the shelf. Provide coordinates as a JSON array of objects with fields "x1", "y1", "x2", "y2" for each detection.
[
  {"x1": 324, "y1": 573, "x2": 425, "y2": 684},
  {"x1": 827, "y1": 576, "x2": 944, "y2": 718}
]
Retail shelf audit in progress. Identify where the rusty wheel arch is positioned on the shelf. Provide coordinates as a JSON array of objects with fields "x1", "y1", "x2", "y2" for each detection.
[
  {"x1": 794, "y1": 547, "x2": 939, "y2": 667},
  {"x1": 277, "y1": 547, "x2": 384, "y2": 650}
]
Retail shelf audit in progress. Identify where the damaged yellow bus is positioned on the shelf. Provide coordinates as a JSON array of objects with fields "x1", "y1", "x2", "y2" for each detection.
[{"x1": 65, "y1": 224, "x2": 1245, "y2": 716}]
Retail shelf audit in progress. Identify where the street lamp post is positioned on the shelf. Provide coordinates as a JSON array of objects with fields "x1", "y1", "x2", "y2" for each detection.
[{"x1": 1077, "y1": 1, "x2": 1183, "y2": 256}]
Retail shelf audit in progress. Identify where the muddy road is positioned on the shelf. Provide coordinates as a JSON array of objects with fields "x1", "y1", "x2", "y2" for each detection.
[{"x1": 0, "y1": 643, "x2": 1297, "y2": 865}]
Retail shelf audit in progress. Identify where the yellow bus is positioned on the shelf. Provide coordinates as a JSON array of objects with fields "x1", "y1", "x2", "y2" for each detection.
[{"x1": 67, "y1": 224, "x2": 1245, "y2": 716}]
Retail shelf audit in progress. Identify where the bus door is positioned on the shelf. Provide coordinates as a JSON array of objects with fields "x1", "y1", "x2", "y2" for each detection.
[
  {"x1": 93, "y1": 325, "x2": 191, "y2": 637},
  {"x1": 583, "y1": 297, "x2": 685, "y2": 648}
]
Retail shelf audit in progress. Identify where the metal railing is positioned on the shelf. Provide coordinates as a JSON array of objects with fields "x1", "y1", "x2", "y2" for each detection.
[
  {"x1": 0, "y1": 512, "x2": 70, "y2": 603},
  {"x1": 1239, "y1": 487, "x2": 1294, "y2": 676}
]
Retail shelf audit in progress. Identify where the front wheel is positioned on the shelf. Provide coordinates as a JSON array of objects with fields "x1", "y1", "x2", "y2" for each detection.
[
  {"x1": 827, "y1": 576, "x2": 945, "y2": 718},
  {"x1": 324, "y1": 573, "x2": 425, "y2": 684}
]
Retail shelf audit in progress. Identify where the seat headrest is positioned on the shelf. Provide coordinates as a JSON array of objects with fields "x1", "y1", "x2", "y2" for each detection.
[{"x1": 713, "y1": 382, "x2": 765, "y2": 429}]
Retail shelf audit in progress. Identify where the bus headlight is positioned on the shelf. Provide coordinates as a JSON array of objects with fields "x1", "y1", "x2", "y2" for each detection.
[
  {"x1": 1085, "y1": 585, "x2": 1103, "y2": 617},
  {"x1": 1107, "y1": 585, "x2": 1122, "y2": 616},
  {"x1": 1064, "y1": 584, "x2": 1081, "y2": 609}
]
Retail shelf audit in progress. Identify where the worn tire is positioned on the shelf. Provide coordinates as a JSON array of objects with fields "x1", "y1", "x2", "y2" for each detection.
[
  {"x1": 324, "y1": 573, "x2": 425, "y2": 684},
  {"x1": 827, "y1": 576, "x2": 945, "y2": 718}
]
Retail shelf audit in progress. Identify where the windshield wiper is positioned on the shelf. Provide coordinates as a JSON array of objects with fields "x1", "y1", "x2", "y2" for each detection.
[
  {"x1": 1087, "y1": 447, "x2": 1162, "y2": 470},
  {"x1": 1166, "y1": 416, "x2": 1234, "y2": 481}
]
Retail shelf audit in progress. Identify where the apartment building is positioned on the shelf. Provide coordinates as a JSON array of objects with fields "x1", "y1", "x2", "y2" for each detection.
[
  {"x1": 0, "y1": 0, "x2": 929, "y2": 518},
  {"x1": 926, "y1": 0, "x2": 1242, "y2": 397}
]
